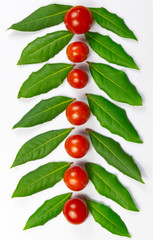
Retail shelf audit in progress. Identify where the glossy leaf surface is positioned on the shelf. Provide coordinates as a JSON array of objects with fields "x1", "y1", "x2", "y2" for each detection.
[
  {"x1": 18, "y1": 31, "x2": 73, "y2": 65},
  {"x1": 9, "y1": 4, "x2": 72, "y2": 31},
  {"x1": 18, "y1": 63, "x2": 73, "y2": 98},
  {"x1": 87, "y1": 94, "x2": 142, "y2": 143},
  {"x1": 90, "y1": 7, "x2": 137, "y2": 40},
  {"x1": 11, "y1": 128, "x2": 72, "y2": 168},
  {"x1": 85, "y1": 31, "x2": 139, "y2": 69},
  {"x1": 86, "y1": 162, "x2": 138, "y2": 211},
  {"x1": 13, "y1": 96, "x2": 74, "y2": 129},
  {"x1": 24, "y1": 193, "x2": 72, "y2": 230},
  {"x1": 88, "y1": 62, "x2": 142, "y2": 105},
  {"x1": 12, "y1": 162, "x2": 71, "y2": 197},
  {"x1": 87, "y1": 129, "x2": 143, "y2": 182},
  {"x1": 86, "y1": 200, "x2": 131, "y2": 237}
]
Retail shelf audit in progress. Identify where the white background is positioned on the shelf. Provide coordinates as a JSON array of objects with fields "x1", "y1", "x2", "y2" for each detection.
[{"x1": 0, "y1": 0, "x2": 153, "y2": 239}]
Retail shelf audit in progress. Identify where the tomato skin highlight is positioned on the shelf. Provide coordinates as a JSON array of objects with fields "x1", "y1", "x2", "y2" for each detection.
[
  {"x1": 65, "y1": 135, "x2": 89, "y2": 158},
  {"x1": 67, "y1": 69, "x2": 88, "y2": 89},
  {"x1": 63, "y1": 198, "x2": 89, "y2": 224},
  {"x1": 64, "y1": 166, "x2": 89, "y2": 191},
  {"x1": 66, "y1": 101, "x2": 90, "y2": 125},
  {"x1": 64, "y1": 6, "x2": 93, "y2": 34},
  {"x1": 66, "y1": 42, "x2": 89, "y2": 63}
]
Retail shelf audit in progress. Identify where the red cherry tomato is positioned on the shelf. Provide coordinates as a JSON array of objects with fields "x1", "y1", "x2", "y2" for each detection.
[
  {"x1": 66, "y1": 42, "x2": 89, "y2": 63},
  {"x1": 65, "y1": 135, "x2": 89, "y2": 158},
  {"x1": 64, "y1": 6, "x2": 93, "y2": 34},
  {"x1": 66, "y1": 101, "x2": 90, "y2": 125},
  {"x1": 67, "y1": 69, "x2": 88, "y2": 89},
  {"x1": 64, "y1": 166, "x2": 89, "y2": 191},
  {"x1": 63, "y1": 198, "x2": 88, "y2": 224}
]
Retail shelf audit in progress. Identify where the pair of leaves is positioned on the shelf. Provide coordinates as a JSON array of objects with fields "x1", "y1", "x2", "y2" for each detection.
[
  {"x1": 10, "y1": 4, "x2": 136, "y2": 41},
  {"x1": 85, "y1": 31, "x2": 139, "y2": 69},
  {"x1": 87, "y1": 129, "x2": 143, "y2": 183},
  {"x1": 86, "y1": 162, "x2": 138, "y2": 211},
  {"x1": 88, "y1": 62, "x2": 142, "y2": 106},
  {"x1": 11, "y1": 128, "x2": 72, "y2": 168},
  {"x1": 86, "y1": 94, "x2": 142, "y2": 143},
  {"x1": 13, "y1": 96, "x2": 74, "y2": 129},
  {"x1": 24, "y1": 193, "x2": 130, "y2": 238},
  {"x1": 12, "y1": 162, "x2": 71, "y2": 198},
  {"x1": 17, "y1": 31, "x2": 73, "y2": 65},
  {"x1": 18, "y1": 63, "x2": 73, "y2": 98}
]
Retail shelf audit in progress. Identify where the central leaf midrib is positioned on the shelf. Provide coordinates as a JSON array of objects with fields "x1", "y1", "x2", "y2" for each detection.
[
  {"x1": 25, "y1": 65, "x2": 72, "y2": 93},
  {"x1": 15, "y1": 163, "x2": 70, "y2": 195},
  {"x1": 19, "y1": 98, "x2": 72, "y2": 125},
  {"x1": 22, "y1": 32, "x2": 72, "y2": 61},
  {"x1": 26, "y1": 193, "x2": 71, "y2": 229},
  {"x1": 17, "y1": 9, "x2": 69, "y2": 25},
  {"x1": 90, "y1": 131, "x2": 137, "y2": 177},
  {"x1": 87, "y1": 164, "x2": 129, "y2": 207},
  {"x1": 87, "y1": 201, "x2": 126, "y2": 234},
  {"x1": 90, "y1": 8, "x2": 132, "y2": 37},
  {"x1": 86, "y1": 32, "x2": 133, "y2": 67},
  {"x1": 90, "y1": 63, "x2": 138, "y2": 104},
  {"x1": 21, "y1": 129, "x2": 71, "y2": 160},
  {"x1": 88, "y1": 95, "x2": 136, "y2": 139}
]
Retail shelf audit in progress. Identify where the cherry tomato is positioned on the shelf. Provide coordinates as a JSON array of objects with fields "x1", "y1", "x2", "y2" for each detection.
[
  {"x1": 65, "y1": 135, "x2": 89, "y2": 158},
  {"x1": 63, "y1": 198, "x2": 88, "y2": 224},
  {"x1": 66, "y1": 42, "x2": 89, "y2": 63},
  {"x1": 66, "y1": 101, "x2": 90, "y2": 125},
  {"x1": 67, "y1": 69, "x2": 88, "y2": 89},
  {"x1": 64, "y1": 166, "x2": 89, "y2": 191},
  {"x1": 64, "y1": 6, "x2": 93, "y2": 34}
]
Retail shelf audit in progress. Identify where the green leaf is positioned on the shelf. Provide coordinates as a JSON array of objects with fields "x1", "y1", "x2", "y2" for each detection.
[
  {"x1": 13, "y1": 96, "x2": 74, "y2": 129},
  {"x1": 12, "y1": 162, "x2": 71, "y2": 197},
  {"x1": 11, "y1": 128, "x2": 72, "y2": 168},
  {"x1": 24, "y1": 193, "x2": 72, "y2": 230},
  {"x1": 85, "y1": 32, "x2": 139, "y2": 69},
  {"x1": 85, "y1": 163, "x2": 138, "y2": 211},
  {"x1": 9, "y1": 4, "x2": 72, "y2": 31},
  {"x1": 90, "y1": 7, "x2": 137, "y2": 40},
  {"x1": 88, "y1": 62, "x2": 142, "y2": 106},
  {"x1": 17, "y1": 31, "x2": 73, "y2": 65},
  {"x1": 87, "y1": 129, "x2": 143, "y2": 183},
  {"x1": 86, "y1": 200, "x2": 131, "y2": 237},
  {"x1": 18, "y1": 63, "x2": 73, "y2": 98},
  {"x1": 86, "y1": 94, "x2": 142, "y2": 143}
]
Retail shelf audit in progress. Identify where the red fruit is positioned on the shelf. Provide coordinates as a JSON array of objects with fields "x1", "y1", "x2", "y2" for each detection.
[
  {"x1": 67, "y1": 69, "x2": 88, "y2": 89},
  {"x1": 64, "y1": 166, "x2": 89, "y2": 191},
  {"x1": 63, "y1": 198, "x2": 88, "y2": 224},
  {"x1": 66, "y1": 42, "x2": 89, "y2": 63},
  {"x1": 65, "y1": 135, "x2": 89, "y2": 158},
  {"x1": 66, "y1": 101, "x2": 90, "y2": 125},
  {"x1": 64, "y1": 6, "x2": 93, "y2": 34}
]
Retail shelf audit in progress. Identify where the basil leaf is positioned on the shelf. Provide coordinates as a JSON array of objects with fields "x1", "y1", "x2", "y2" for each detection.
[
  {"x1": 88, "y1": 62, "x2": 142, "y2": 106},
  {"x1": 86, "y1": 200, "x2": 131, "y2": 237},
  {"x1": 18, "y1": 63, "x2": 73, "y2": 98},
  {"x1": 85, "y1": 163, "x2": 138, "y2": 211},
  {"x1": 11, "y1": 128, "x2": 72, "y2": 168},
  {"x1": 12, "y1": 162, "x2": 71, "y2": 197},
  {"x1": 18, "y1": 31, "x2": 73, "y2": 65},
  {"x1": 90, "y1": 7, "x2": 137, "y2": 40},
  {"x1": 86, "y1": 94, "x2": 142, "y2": 143},
  {"x1": 87, "y1": 129, "x2": 143, "y2": 183},
  {"x1": 85, "y1": 31, "x2": 139, "y2": 69},
  {"x1": 24, "y1": 193, "x2": 72, "y2": 230},
  {"x1": 9, "y1": 4, "x2": 72, "y2": 31},
  {"x1": 13, "y1": 96, "x2": 74, "y2": 129}
]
